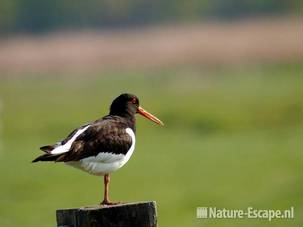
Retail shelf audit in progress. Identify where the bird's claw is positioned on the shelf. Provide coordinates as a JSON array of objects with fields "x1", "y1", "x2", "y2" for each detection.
[{"x1": 100, "y1": 200, "x2": 121, "y2": 206}]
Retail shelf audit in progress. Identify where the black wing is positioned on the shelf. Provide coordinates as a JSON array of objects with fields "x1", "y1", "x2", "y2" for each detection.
[
  {"x1": 38, "y1": 124, "x2": 90, "y2": 154},
  {"x1": 55, "y1": 117, "x2": 133, "y2": 162}
]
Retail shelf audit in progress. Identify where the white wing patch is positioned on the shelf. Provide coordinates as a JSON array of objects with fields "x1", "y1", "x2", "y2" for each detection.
[
  {"x1": 123, "y1": 128, "x2": 136, "y2": 164},
  {"x1": 51, "y1": 125, "x2": 90, "y2": 155}
]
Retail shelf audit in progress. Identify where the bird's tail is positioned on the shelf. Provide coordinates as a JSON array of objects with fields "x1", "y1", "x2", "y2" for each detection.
[
  {"x1": 39, "y1": 145, "x2": 55, "y2": 154},
  {"x1": 32, "y1": 153, "x2": 62, "y2": 162},
  {"x1": 32, "y1": 143, "x2": 63, "y2": 162}
]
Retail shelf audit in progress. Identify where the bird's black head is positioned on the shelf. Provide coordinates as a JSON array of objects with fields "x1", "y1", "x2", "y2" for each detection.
[
  {"x1": 110, "y1": 93, "x2": 139, "y2": 118},
  {"x1": 110, "y1": 93, "x2": 164, "y2": 126}
]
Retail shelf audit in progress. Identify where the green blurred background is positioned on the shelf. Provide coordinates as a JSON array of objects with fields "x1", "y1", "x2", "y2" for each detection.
[{"x1": 0, "y1": 1, "x2": 303, "y2": 227}]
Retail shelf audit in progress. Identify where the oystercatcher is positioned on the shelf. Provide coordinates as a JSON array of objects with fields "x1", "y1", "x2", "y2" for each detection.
[{"x1": 32, "y1": 93, "x2": 164, "y2": 205}]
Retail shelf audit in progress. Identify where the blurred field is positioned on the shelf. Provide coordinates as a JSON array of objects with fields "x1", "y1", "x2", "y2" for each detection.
[
  {"x1": 0, "y1": 63, "x2": 303, "y2": 226},
  {"x1": 0, "y1": 17, "x2": 303, "y2": 74}
]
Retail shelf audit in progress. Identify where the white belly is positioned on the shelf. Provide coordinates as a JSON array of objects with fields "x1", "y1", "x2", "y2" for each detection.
[
  {"x1": 65, "y1": 128, "x2": 136, "y2": 176},
  {"x1": 66, "y1": 156, "x2": 128, "y2": 176}
]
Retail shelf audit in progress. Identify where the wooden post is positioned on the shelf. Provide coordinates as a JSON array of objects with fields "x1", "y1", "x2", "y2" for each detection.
[{"x1": 56, "y1": 201, "x2": 157, "y2": 227}]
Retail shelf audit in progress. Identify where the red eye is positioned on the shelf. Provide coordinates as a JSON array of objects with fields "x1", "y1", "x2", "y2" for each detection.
[{"x1": 131, "y1": 97, "x2": 137, "y2": 104}]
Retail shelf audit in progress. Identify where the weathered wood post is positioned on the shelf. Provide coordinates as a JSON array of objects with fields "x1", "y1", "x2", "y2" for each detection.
[{"x1": 56, "y1": 201, "x2": 157, "y2": 227}]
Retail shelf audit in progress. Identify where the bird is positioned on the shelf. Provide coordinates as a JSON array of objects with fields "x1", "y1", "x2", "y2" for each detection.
[{"x1": 32, "y1": 93, "x2": 164, "y2": 205}]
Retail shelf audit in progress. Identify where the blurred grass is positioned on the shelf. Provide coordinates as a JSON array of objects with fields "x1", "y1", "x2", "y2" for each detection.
[{"x1": 0, "y1": 64, "x2": 303, "y2": 226}]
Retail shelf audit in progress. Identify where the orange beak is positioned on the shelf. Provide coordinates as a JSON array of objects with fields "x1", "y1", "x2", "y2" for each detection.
[{"x1": 137, "y1": 106, "x2": 164, "y2": 126}]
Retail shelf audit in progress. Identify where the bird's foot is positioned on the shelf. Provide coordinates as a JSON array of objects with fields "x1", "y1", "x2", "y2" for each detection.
[{"x1": 100, "y1": 200, "x2": 121, "y2": 206}]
